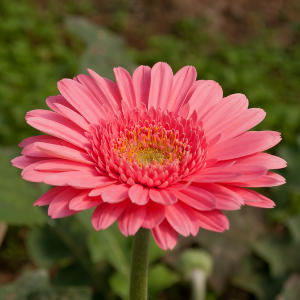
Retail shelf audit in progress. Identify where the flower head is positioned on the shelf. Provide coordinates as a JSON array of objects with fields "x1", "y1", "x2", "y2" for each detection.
[{"x1": 12, "y1": 63, "x2": 286, "y2": 250}]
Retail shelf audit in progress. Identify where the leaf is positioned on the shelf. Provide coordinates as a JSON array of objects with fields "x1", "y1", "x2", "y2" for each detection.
[
  {"x1": 232, "y1": 256, "x2": 284, "y2": 300},
  {"x1": 276, "y1": 274, "x2": 300, "y2": 300},
  {"x1": 286, "y1": 215, "x2": 300, "y2": 243},
  {"x1": 0, "y1": 147, "x2": 46, "y2": 225},
  {"x1": 148, "y1": 264, "x2": 180, "y2": 296},
  {"x1": 148, "y1": 235, "x2": 165, "y2": 264},
  {"x1": 52, "y1": 262, "x2": 94, "y2": 287},
  {"x1": 65, "y1": 17, "x2": 137, "y2": 80},
  {"x1": 109, "y1": 272, "x2": 129, "y2": 300},
  {"x1": 26, "y1": 225, "x2": 74, "y2": 268},
  {"x1": 0, "y1": 269, "x2": 48, "y2": 299},
  {"x1": 30, "y1": 286, "x2": 92, "y2": 300},
  {"x1": 87, "y1": 223, "x2": 131, "y2": 277},
  {"x1": 253, "y1": 237, "x2": 300, "y2": 277},
  {"x1": 0, "y1": 269, "x2": 93, "y2": 300}
]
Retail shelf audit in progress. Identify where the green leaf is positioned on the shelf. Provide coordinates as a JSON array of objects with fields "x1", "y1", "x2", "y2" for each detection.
[
  {"x1": 87, "y1": 223, "x2": 131, "y2": 277},
  {"x1": 65, "y1": 17, "x2": 137, "y2": 81},
  {"x1": 29, "y1": 286, "x2": 92, "y2": 300},
  {"x1": 109, "y1": 272, "x2": 129, "y2": 300},
  {"x1": 52, "y1": 262, "x2": 94, "y2": 287},
  {"x1": 0, "y1": 269, "x2": 93, "y2": 300},
  {"x1": 0, "y1": 147, "x2": 46, "y2": 225},
  {"x1": 0, "y1": 269, "x2": 48, "y2": 299},
  {"x1": 148, "y1": 264, "x2": 180, "y2": 296},
  {"x1": 286, "y1": 215, "x2": 300, "y2": 243},
  {"x1": 277, "y1": 274, "x2": 300, "y2": 300},
  {"x1": 26, "y1": 225, "x2": 74, "y2": 268},
  {"x1": 148, "y1": 235, "x2": 165, "y2": 264},
  {"x1": 232, "y1": 257, "x2": 283, "y2": 300},
  {"x1": 253, "y1": 237, "x2": 300, "y2": 276}
]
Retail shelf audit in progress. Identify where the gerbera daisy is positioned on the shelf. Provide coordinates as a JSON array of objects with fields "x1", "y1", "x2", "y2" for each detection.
[{"x1": 12, "y1": 62, "x2": 286, "y2": 250}]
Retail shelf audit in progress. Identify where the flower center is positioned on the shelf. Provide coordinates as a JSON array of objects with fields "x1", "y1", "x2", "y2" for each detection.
[
  {"x1": 89, "y1": 107, "x2": 207, "y2": 188},
  {"x1": 135, "y1": 148, "x2": 168, "y2": 165},
  {"x1": 114, "y1": 125, "x2": 186, "y2": 167}
]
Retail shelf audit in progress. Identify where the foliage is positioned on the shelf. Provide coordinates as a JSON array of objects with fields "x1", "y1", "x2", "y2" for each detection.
[
  {"x1": 0, "y1": 269, "x2": 93, "y2": 300},
  {"x1": 0, "y1": 148, "x2": 45, "y2": 226},
  {"x1": 0, "y1": 0, "x2": 83, "y2": 146}
]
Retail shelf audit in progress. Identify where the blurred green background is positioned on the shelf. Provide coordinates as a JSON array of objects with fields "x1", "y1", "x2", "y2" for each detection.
[{"x1": 0, "y1": 0, "x2": 300, "y2": 299}]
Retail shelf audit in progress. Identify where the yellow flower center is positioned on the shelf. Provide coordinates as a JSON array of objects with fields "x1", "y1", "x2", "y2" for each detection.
[{"x1": 135, "y1": 148, "x2": 168, "y2": 165}]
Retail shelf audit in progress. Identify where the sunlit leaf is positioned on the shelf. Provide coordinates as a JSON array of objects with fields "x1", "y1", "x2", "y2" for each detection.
[
  {"x1": 0, "y1": 147, "x2": 46, "y2": 226},
  {"x1": 148, "y1": 264, "x2": 180, "y2": 296},
  {"x1": 65, "y1": 17, "x2": 137, "y2": 80}
]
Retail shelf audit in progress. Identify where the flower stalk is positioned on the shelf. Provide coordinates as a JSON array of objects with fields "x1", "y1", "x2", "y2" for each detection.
[{"x1": 130, "y1": 228, "x2": 150, "y2": 300}]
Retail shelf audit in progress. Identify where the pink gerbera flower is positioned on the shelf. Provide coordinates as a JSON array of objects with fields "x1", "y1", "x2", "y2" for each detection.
[{"x1": 12, "y1": 62, "x2": 286, "y2": 250}]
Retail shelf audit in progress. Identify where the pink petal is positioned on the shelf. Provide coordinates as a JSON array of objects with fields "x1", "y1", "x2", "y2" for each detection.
[
  {"x1": 225, "y1": 186, "x2": 261, "y2": 202},
  {"x1": 34, "y1": 159, "x2": 95, "y2": 171},
  {"x1": 46, "y1": 95, "x2": 76, "y2": 114},
  {"x1": 202, "y1": 93, "x2": 248, "y2": 130},
  {"x1": 171, "y1": 185, "x2": 216, "y2": 210},
  {"x1": 149, "y1": 189, "x2": 177, "y2": 205},
  {"x1": 43, "y1": 170, "x2": 98, "y2": 186},
  {"x1": 74, "y1": 74, "x2": 115, "y2": 112},
  {"x1": 48, "y1": 187, "x2": 80, "y2": 218},
  {"x1": 22, "y1": 142, "x2": 57, "y2": 158},
  {"x1": 68, "y1": 176, "x2": 117, "y2": 189},
  {"x1": 101, "y1": 184, "x2": 129, "y2": 203},
  {"x1": 165, "y1": 202, "x2": 199, "y2": 236},
  {"x1": 92, "y1": 200, "x2": 129, "y2": 230},
  {"x1": 194, "y1": 183, "x2": 244, "y2": 210},
  {"x1": 128, "y1": 184, "x2": 150, "y2": 205},
  {"x1": 148, "y1": 62, "x2": 173, "y2": 110},
  {"x1": 34, "y1": 186, "x2": 66, "y2": 206},
  {"x1": 21, "y1": 162, "x2": 56, "y2": 183},
  {"x1": 54, "y1": 103, "x2": 90, "y2": 131},
  {"x1": 207, "y1": 132, "x2": 275, "y2": 161},
  {"x1": 187, "y1": 80, "x2": 223, "y2": 119},
  {"x1": 89, "y1": 185, "x2": 115, "y2": 197},
  {"x1": 114, "y1": 67, "x2": 136, "y2": 109},
  {"x1": 188, "y1": 172, "x2": 242, "y2": 183},
  {"x1": 244, "y1": 190, "x2": 275, "y2": 208},
  {"x1": 132, "y1": 65, "x2": 151, "y2": 107},
  {"x1": 231, "y1": 153, "x2": 287, "y2": 170},
  {"x1": 26, "y1": 109, "x2": 86, "y2": 136},
  {"x1": 194, "y1": 209, "x2": 229, "y2": 232},
  {"x1": 178, "y1": 103, "x2": 190, "y2": 118},
  {"x1": 219, "y1": 165, "x2": 267, "y2": 182},
  {"x1": 87, "y1": 69, "x2": 122, "y2": 114},
  {"x1": 118, "y1": 202, "x2": 147, "y2": 236},
  {"x1": 207, "y1": 108, "x2": 266, "y2": 143},
  {"x1": 57, "y1": 79, "x2": 106, "y2": 124},
  {"x1": 18, "y1": 135, "x2": 58, "y2": 148},
  {"x1": 27, "y1": 117, "x2": 89, "y2": 149},
  {"x1": 11, "y1": 156, "x2": 44, "y2": 169},
  {"x1": 229, "y1": 171, "x2": 285, "y2": 187},
  {"x1": 151, "y1": 219, "x2": 178, "y2": 250},
  {"x1": 183, "y1": 80, "x2": 205, "y2": 105},
  {"x1": 69, "y1": 190, "x2": 103, "y2": 211},
  {"x1": 34, "y1": 142, "x2": 95, "y2": 165},
  {"x1": 260, "y1": 131, "x2": 282, "y2": 151},
  {"x1": 168, "y1": 66, "x2": 197, "y2": 114},
  {"x1": 142, "y1": 201, "x2": 165, "y2": 229}
]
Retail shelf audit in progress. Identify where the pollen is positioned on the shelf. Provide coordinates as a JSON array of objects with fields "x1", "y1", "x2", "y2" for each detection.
[
  {"x1": 113, "y1": 124, "x2": 185, "y2": 168},
  {"x1": 136, "y1": 148, "x2": 167, "y2": 165}
]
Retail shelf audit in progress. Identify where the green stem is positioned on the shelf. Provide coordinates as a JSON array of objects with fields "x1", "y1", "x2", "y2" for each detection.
[{"x1": 130, "y1": 228, "x2": 150, "y2": 300}]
